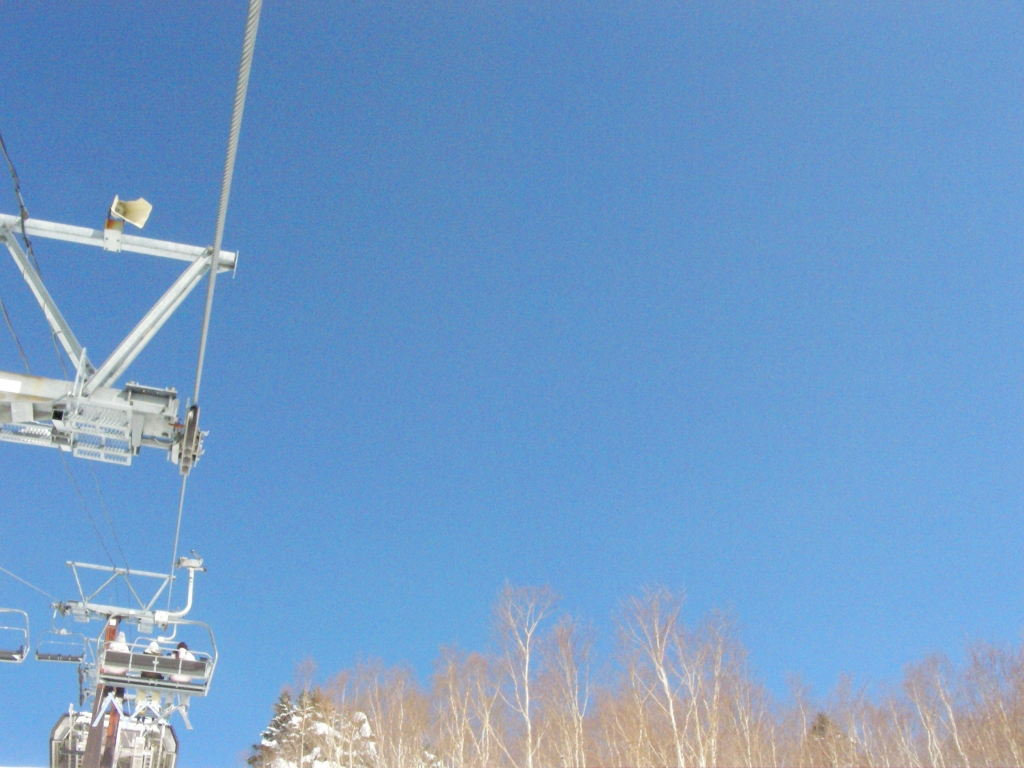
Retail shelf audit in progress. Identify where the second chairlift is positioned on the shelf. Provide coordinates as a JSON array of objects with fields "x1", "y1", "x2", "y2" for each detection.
[
  {"x1": 0, "y1": 608, "x2": 28, "y2": 663},
  {"x1": 36, "y1": 614, "x2": 90, "y2": 664}
]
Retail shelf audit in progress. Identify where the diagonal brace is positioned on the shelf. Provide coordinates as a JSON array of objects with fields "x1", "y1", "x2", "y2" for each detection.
[
  {"x1": 85, "y1": 251, "x2": 213, "y2": 394},
  {"x1": 1, "y1": 225, "x2": 92, "y2": 375}
]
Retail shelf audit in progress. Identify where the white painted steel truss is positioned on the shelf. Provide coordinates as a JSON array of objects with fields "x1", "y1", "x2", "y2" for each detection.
[{"x1": 0, "y1": 213, "x2": 236, "y2": 470}]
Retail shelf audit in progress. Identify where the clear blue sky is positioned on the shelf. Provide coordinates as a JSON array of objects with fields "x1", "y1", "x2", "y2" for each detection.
[{"x1": 2, "y1": 3, "x2": 1023, "y2": 766}]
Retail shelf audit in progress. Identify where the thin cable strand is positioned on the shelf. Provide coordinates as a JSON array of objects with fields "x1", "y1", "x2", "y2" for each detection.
[
  {"x1": 51, "y1": 330, "x2": 69, "y2": 380},
  {"x1": 0, "y1": 129, "x2": 41, "y2": 274},
  {"x1": 0, "y1": 563, "x2": 54, "y2": 601},
  {"x1": 58, "y1": 451, "x2": 116, "y2": 570},
  {"x1": 87, "y1": 462, "x2": 129, "y2": 569},
  {"x1": 0, "y1": 292, "x2": 30, "y2": 373},
  {"x1": 3, "y1": 131, "x2": 131, "y2": 593},
  {"x1": 166, "y1": 474, "x2": 188, "y2": 610},
  {"x1": 0, "y1": 131, "x2": 32, "y2": 373}
]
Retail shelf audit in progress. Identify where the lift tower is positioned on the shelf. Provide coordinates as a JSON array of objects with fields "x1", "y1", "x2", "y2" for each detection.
[{"x1": 0, "y1": 208, "x2": 236, "y2": 471}]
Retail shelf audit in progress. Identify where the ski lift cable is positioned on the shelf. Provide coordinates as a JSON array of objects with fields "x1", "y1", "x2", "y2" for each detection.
[
  {"x1": 0, "y1": 129, "x2": 36, "y2": 267},
  {"x1": 1, "y1": 131, "x2": 67, "y2": 376},
  {"x1": 87, "y1": 462, "x2": 130, "y2": 570},
  {"x1": 168, "y1": 0, "x2": 263, "y2": 609},
  {"x1": 166, "y1": 475, "x2": 188, "y2": 610},
  {"x1": 2, "y1": 130, "x2": 74, "y2": 385},
  {"x1": 0, "y1": 291, "x2": 30, "y2": 373},
  {"x1": 57, "y1": 450, "x2": 118, "y2": 573},
  {"x1": 4, "y1": 128, "x2": 74, "y2": 379},
  {"x1": 1, "y1": 129, "x2": 45, "y2": 285},
  {"x1": 0, "y1": 562, "x2": 55, "y2": 602},
  {"x1": 51, "y1": 329, "x2": 70, "y2": 379},
  {"x1": 0, "y1": 132, "x2": 33, "y2": 374},
  {"x1": 192, "y1": 0, "x2": 263, "y2": 407},
  {"x1": 3, "y1": 128, "x2": 68, "y2": 379}
]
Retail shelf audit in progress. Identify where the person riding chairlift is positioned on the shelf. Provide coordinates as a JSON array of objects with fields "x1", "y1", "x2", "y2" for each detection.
[
  {"x1": 101, "y1": 631, "x2": 129, "y2": 675},
  {"x1": 170, "y1": 641, "x2": 195, "y2": 683},
  {"x1": 141, "y1": 639, "x2": 163, "y2": 680}
]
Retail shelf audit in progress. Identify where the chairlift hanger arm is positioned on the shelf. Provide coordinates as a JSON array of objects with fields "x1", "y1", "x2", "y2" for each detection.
[{"x1": 0, "y1": 213, "x2": 237, "y2": 271}]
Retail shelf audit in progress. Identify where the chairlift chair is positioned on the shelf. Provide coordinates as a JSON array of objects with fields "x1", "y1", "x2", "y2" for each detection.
[
  {"x1": 94, "y1": 620, "x2": 217, "y2": 699},
  {"x1": 0, "y1": 608, "x2": 29, "y2": 663},
  {"x1": 36, "y1": 626, "x2": 90, "y2": 664}
]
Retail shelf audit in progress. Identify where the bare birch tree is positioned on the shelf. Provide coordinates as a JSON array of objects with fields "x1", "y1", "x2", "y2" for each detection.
[
  {"x1": 432, "y1": 647, "x2": 506, "y2": 768},
  {"x1": 250, "y1": 590, "x2": 1024, "y2": 768},
  {"x1": 357, "y1": 659, "x2": 435, "y2": 768},
  {"x1": 537, "y1": 615, "x2": 593, "y2": 768},
  {"x1": 494, "y1": 583, "x2": 559, "y2": 768},
  {"x1": 620, "y1": 587, "x2": 688, "y2": 768}
]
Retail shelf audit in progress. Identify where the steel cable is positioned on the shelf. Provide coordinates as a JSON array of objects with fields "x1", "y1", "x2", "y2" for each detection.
[
  {"x1": 0, "y1": 293, "x2": 29, "y2": 374},
  {"x1": 193, "y1": 0, "x2": 263, "y2": 406},
  {"x1": 88, "y1": 462, "x2": 129, "y2": 570},
  {"x1": 58, "y1": 452, "x2": 116, "y2": 569},
  {"x1": 0, "y1": 563, "x2": 54, "y2": 602},
  {"x1": 0, "y1": 131, "x2": 32, "y2": 374},
  {"x1": 169, "y1": 0, "x2": 262, "y2": 608}
]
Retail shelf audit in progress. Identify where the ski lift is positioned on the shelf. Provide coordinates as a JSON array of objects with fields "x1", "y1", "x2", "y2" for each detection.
[
  {"x1": 36, "y1": 625, "x2": 90, "y2": 664},
  {"x1": 0, "y1": 608, "x2": 29, "y2": 663},
  {"x1": 94, "y1": 620, "x2": 217, "y2": 699}
]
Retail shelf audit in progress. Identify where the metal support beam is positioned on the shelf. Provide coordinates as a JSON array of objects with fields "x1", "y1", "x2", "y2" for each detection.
[
  {"x1": 0, "y1": 226, "x2": 91, "y2": 374},
  {"x1": 86, "y1": 252, "x2": 212, "y2": 394},
  {"x1": 0, "y1": 211, "x2": 236, "y2": 467},
  {"x1": 0, "y1": 213, "x2": 237, "y2": 272}
]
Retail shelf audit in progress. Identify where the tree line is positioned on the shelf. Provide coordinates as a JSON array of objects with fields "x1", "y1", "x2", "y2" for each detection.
[{"x1": 248, "y1": 585, "x2": 1024, "y2": 768}]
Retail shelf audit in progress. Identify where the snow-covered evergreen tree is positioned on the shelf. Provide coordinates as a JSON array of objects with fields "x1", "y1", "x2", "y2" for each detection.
[
  {"x1": 249, "y1": 691, "x2": 296, "y2": 767},
  {"x1": 249, "y1": 687, "x2": 376, "y2": 768}
]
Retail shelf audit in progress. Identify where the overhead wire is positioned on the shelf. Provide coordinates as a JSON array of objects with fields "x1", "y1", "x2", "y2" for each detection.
[
  {"x1": 88, "y1": 462, "x2": 129, "y2": 570},
  {"x1": 166, "y1": 475, "x2": 189, "y2": 610},
  {"x1": 192, "y1": 0, "x2": 263, "y2": 406},
  {"x1": 51, "y1": 329, "x2": 70, "y2": 380},
  {"x1": 0, "y1": 563, "x2": 55, "y2": 602},
  {"x1": 0, "y1": 129, "x2": 34, "y2": 256},
  {"x1": 58, "y1": 451, "x2": 117, "y2": 571},
  {"x1": 168, "y1": 0, "x2": 262, "y2": 609},
  {"x1": 2, "y1": 129, "x2": 76, "y2": 372},
  {"x1": 3, "y1": 131, "x2": 70, "y2": 375},
  {"x1": 0, "y1": 293, "x2": 29, "y2": 374},
  {"x1": 1, "y1": 129, "x2": 44, "y2": 279},
  {"x1": 0, "y1": 131, "x2": 32, "y2": 374}
]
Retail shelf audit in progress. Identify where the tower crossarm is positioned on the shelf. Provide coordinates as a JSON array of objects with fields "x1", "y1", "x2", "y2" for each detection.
[{"x1": 0, "y1": 213, "x2": 237, "y2": 271}]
